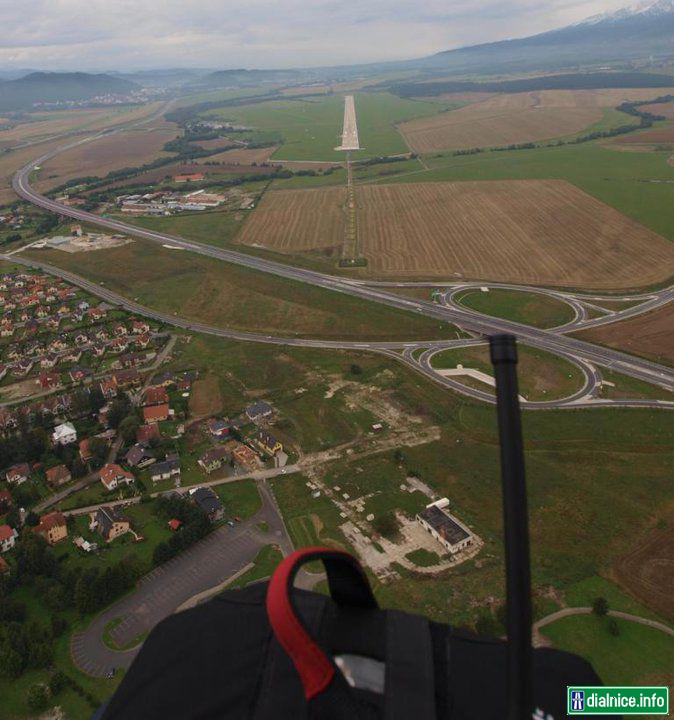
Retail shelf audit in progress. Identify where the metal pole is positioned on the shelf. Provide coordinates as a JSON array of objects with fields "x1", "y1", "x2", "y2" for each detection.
[{"x1": 489, "y1": 334, "x2": 533, "y2": 720}]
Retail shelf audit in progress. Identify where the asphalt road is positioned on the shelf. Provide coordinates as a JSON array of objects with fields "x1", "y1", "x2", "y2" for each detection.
[{"x1": 12, "y1": 148, "x2": 674, "y2": 401}]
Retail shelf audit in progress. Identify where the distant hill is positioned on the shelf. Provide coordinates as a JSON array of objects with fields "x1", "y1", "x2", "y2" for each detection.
[
  {"x1": 195, "y1": 68, "x2": 305, "y2": 88},
  {"x1": 0, "y1": 72, "x2": 141, "y2": 111},
  {"x1": 412, "y1": 0, "x2": 674, "y2": 74},
  {"x1": 392, "y1": 71, "x2": 674, "y2": 98}
]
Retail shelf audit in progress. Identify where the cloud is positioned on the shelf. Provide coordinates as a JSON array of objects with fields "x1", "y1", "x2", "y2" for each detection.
[{"x1": 0, "y1": 0, "x2": 632, "y2": 70}]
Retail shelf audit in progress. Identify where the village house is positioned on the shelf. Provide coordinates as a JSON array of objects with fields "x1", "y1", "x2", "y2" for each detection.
[
  {"x1": 143, "y1": 404, "x2": 170, "y2": 424},
  {"x1": 137, "y1": 423, "x2": 161, "y2": 444},
  {"x1": 0, "y1": 525, "x2": 18, "y2": 553},
  {"x1": 69, "y1": 366, "x2": 93, "y2": 384},
  {"x1": 134, "y1": 333, "x2": 151, "y2": 349},
  {"x1": 99, "y1": 377, "x2": 118, "y2": 399},
  {"x1": 131, "y1": 320, "x2": 150, "y2": 334},
  {"x1": 92, "y1": 343, "x2": 107, "y2": 357},
  {"x1": 79, "y1": 438, "x2": 93, "y2": 462},
  {"x1": 89, "y1": 507, "x2": 130, "y2": 542},
  {"x1": 125, "y1": 444, "x2": 156, "y2": 468},
  {"x1": 88, "y1": 307, "x2": 106, "y2": 322},
  {"x1": 99, "y1": 463, "x2": 135, "y2": 491},
  {"x1": 198, "y1": 445, "x2": 230, "y2": 474},
  {"x1": 113, "y1": 368, "x2": 141, "y2": 389},
  {"x1": 245, "y1": 401, "x2": 274, "y2": 423},
  {"x1": 39, "y1": 371, "x2": 61, "y2": 390},
  {"x1": 110, "y1": 338, "x2": 129, "y2": 354},
  {"x1": 207, "y1": 418, "x2": 230, "y2": 438},
  {"x1": 6, "y1": 463, "x2": 30, "y2": 484},
  {"x1": 168, "y1": 519, "x2": 181, "y2": 532},
  {"x1": 150, "y1": 457, "x2": 180, "y2": 483},
  {"x1": 0, "y1": 323, "x2": 14, "y2": 337},
  {"x1": 13, "y1": 359, "x2": 34, "y2": 377},
  {"x1": 113, "y1": 323, "x2": 128, "y2": 336},
  {"x1": 46, "y1": 464, "x2": 72, "y2": 487},
  {"x1": 144, "y1": 386, "x2": 169, "y2": 407},
  {"x1": 52, "y1": 421, "x2": 77, "y2": 446},
  {"x1": 152, "y1": 371, "x2": 175, "y2": 387},
  {"x1": 230, "y1": 441, "x2": 261, "y2": 471},
  {"x1": 62, "y1": 349, "x2": 83, "y2": 364},
  {"x1": 253, "y1": 430, "x2": 283, "y2": 457},
  {"x1": 40, "y1": 353, "x2": 59, "y2": 370},
  {"x1": 34, "y1": 511, "x2": 68, "y2": 545},
  {"x1": 189, "y1": 487, "x2": 224, "y2": 521}
]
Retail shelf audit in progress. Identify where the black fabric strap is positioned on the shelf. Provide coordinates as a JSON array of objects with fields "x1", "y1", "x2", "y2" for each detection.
[{"x1": 384, "y1": 610, "x2": 437, "y2": 720}]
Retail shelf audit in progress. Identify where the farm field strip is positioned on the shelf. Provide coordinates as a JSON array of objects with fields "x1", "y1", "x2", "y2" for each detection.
[
  {"x1": 236, "y1": 179, "x2": 674, "y2": 289},
  {"x1": 397, "y1": 88, "x2": 674, "y2": 153}
]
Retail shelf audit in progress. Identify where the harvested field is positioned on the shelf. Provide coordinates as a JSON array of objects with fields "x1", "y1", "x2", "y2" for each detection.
[
  {"x1": 197, "y1": 145, "x2": 279, "y2": 165},
  {"x1": 642, "y1": 102, "x2": 674, "y2": 119},
  {"x1": 0, "y1": 136, "x2": 66, "y2": 206},
  {"x1": 239, "y1": 180, "x2": 674, "y2": 288},
  {"x1": 34, "y1": 121, "x2": 179, "y2": 191},
  {"x1": 612, "y1": 127, "x2": 674, "y2": 145},
  {"x1": 398, "y1": 88, "x2": 674, "y2": 153},
  {"x1": 575, "y1": 304, "x2": 674, "y2": 365},
  {"x1": 237, "y1": 186, "x2": 346, "y2": 253},
  {"x1": 613, "y1": 525, "x2": 674, "y2": 621}
]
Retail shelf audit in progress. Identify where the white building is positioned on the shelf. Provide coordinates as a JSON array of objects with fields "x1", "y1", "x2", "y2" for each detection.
[
  {"x1": 416, "y1": 499, "x2": 473, "y2": 555},
  {"x1": 52, "y1": 421, "x2": 77, "y2": 446}
]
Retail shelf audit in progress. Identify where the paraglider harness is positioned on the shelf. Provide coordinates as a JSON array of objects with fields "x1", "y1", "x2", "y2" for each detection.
[{"x1": 99, "y1": 336, "x2": 616, "y2": 719}]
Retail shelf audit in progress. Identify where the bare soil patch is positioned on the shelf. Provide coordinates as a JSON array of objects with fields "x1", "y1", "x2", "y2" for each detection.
[
  {"x1": 398, "y1": 88, "x2": 674, "y2": 153},
  {"x1": 189, "y1": 375, "x2": 223, "y2": 417},
  {"x1": 613, "y1": 524, "x2": 674, "y2": 621},
  {"x1": 575, "y1": 304, "x2": 674, "y2": 365},
  {"x1": 239, "y1": 180, "x2": 674, "y2": 289}
]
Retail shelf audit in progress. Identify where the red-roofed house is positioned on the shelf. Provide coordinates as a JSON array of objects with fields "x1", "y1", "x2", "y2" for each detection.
[
  {"x1": 46, "y1": 464, "x2": 71, "y2": 487},
  {"x1": 168, "y1": 519, "x2": 182, "y2": 532},
  {"x1": 174, "y1": 172, "x2": 204, "y2": 183},
  {"x1": 144, "y1": 386, "x2": 169, "y2": 407},
  {"x1": 0, "y1": 524, "x2": 18, "y2": 552},
  {"x1": 137, "y1": 423, "x2": 161, "y2": 444},
  {"x1": 100, "y1": 463, "x2": 135, "y2": 491},
  {"x1": 34, "y1": 511, "x2": 68, "y2": 545},
  {"x1": 143, "y1": 404, "x2": 169, "y2": 423},
  {"x1": 79, "y1": 438, "x2": 93, "y2": 462}
]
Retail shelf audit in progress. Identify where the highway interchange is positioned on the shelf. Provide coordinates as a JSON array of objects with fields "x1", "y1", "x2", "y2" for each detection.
[
  {"x1": 5, "y1": 100, "x2": 673, "y2": 678},
  {"x1": 8, "y1": 119, "x2": 674, "y2": 412}
]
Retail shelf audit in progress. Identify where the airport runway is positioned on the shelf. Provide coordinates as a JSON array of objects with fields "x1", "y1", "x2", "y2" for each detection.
[{"x1": 336, "y1": 94, "x2": 360, "y2": 151}]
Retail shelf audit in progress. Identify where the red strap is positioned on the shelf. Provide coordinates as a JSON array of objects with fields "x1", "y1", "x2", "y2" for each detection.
[{"x1": 266, "y1": 546, "x2": 357, "y2": 700}]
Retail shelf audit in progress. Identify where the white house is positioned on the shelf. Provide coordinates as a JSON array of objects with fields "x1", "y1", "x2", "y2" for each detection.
[
  {"x1": 52, "y1": 421, "x2": 77, "y2": 446},
  {"x1": 0, "y1": 524, "x2": 18, "y2": 553}
]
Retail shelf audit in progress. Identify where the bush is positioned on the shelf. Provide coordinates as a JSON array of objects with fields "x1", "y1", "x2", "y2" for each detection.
[
  {"x1": 26, "y1": 684, "x2": 49, "y2": 712},
  {"x1": 49, "y1": 670, "x2": 67, "y2": 695},
  {"x1": 592, "y1": 597, "x2": 609, "y2": 617}
]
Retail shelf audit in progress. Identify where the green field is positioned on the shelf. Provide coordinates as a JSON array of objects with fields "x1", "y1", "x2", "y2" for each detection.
[
  {"x1": 228, "y1": 544, "x2": 284, "y2": 589},
  {"x1": 597, "y1": 369, "x2": 674, "y2": 401},
  {"x1": 430, "y1": 343, "x2": 586, "y2": 400},
  {"x1": 542, "y1": 615, "x2": 674, "y2": 688},
  {"x1": 202, "y1": 92, "x2": 444, "y2": 161},
  {"x1": 213, "y1": 479, "x2": 262, "y2": 520},
  {"x1": 455, "y1": 288, "x2": 576, "y2": 328},
  {"x1": 23, "y1": 241, "x2": 459, "y2": 341}
]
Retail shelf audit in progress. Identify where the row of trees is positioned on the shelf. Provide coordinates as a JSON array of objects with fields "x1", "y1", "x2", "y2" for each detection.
[{"x1": 152, "y1": 495, "x2": 211, "y2": 565}]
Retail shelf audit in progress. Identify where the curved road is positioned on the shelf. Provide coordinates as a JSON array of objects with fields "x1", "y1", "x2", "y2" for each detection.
[{"x1": 10, "y1": 122, "x2": 674, "y2": 407}]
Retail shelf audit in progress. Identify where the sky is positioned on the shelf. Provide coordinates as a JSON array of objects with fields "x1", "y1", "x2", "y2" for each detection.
[{"x1": 0, "y1": 0, "x2": 637, "y2": 71}]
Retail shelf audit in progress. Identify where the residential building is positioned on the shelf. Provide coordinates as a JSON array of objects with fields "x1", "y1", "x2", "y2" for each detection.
[
  {"x1": 149, "y1": 458, "x2": 180, "y2": 483},
  {"x1": 113, "y1": 368, "x2": 141, "y2": 388},
  {"x1": 0, "y1": 525, "x2": 18, "y2": 553},
  {"x1": 137, "y1": 423, "x2": 161, "y2": 444},
  {"x1": 52, "y1": 421, "x2": 77, "y2": 446},
  {"x1": 206, "y1": 418, "x2": 230, "y2": 438},
  {"x1": 168, "y1": 519, "x2": 181, "y2": 532},
  {"x1": 99, "y1": 463, "x2": 135, "y2": 491},
  {"x1": 46, "y1": 464, "x2": 71, "y2": 487},
  {"x1": 79, "y1": 438, "x2": 93, "y2": 462},
  {"x1": 253, "y1": 430, "x2": 283, "y2": 456},
  {"x1": 6, "y1": 462, "x2": 30, "y2": 484},
  {"x1": 144, "y1": 386, "x2": 169, "y2": 407},
  {"x1": 125, "y1": 444, "x2": 156, "y2": 468},
  {"x1": 228, "y1": 440, "x2": 261, "y2": 471},
  {"x1": 89, "y1": 507, "x2": 130, "y2": 542},
  {"x1": 416, "y1": 499, "x2": 474, "y2": 555},
  {"x1": 189, "y1": 487, "x2": 224, "y2": 522},
  {"x1": 198, "y1": 445, "x2": 230, "y2": 474},
  {"x1": 35, "y1": 511, "x2": 68, "y2": 545},
  {"x1": 143, "y1": 404, "x2": 169, "y2": 423},
  {"x1": 245, "y1": 401, "x2": 273, "y2": 423},
  {"x1": 99, "y1": 377, "x2": 118, "y2": 399}
]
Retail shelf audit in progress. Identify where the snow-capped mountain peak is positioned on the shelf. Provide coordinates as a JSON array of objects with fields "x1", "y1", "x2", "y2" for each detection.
[{"x1": 579, "y1": 0, "x2": 674, "y2": 26}]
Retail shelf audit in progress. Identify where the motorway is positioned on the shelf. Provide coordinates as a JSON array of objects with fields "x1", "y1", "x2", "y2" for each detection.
[{"x1": 9, "y1": 126, "x2": 674, "y2": 409}]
